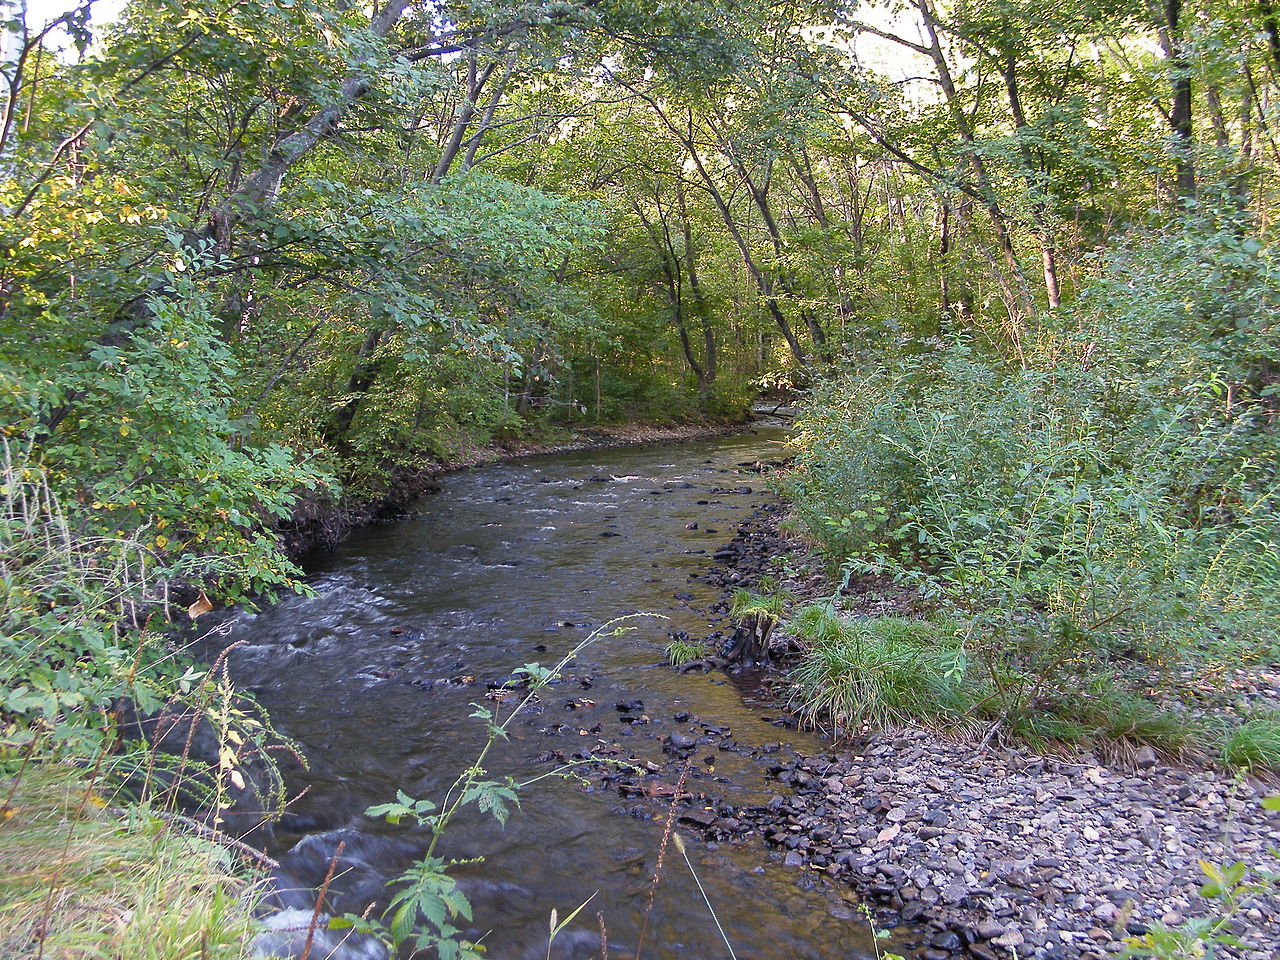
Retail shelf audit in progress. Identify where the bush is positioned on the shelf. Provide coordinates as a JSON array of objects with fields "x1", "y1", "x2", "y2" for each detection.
[{"x1": 782, "y1": 215, "x2": 1280, "y2": 757}]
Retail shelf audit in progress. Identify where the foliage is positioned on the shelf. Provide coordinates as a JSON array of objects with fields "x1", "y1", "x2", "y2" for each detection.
[
  {"x1": 783, "y1": 215, "x2": 1280, "y2": 759},
  {"x1": 1122, "y1": 854, "x2": 1280, "y2": 959},
  {"x1": 729, "y1": 582, "x2": 789, "y2": 623},
  {"x1": 0, "y1": 440, "x2": 180, "y2": 751}
]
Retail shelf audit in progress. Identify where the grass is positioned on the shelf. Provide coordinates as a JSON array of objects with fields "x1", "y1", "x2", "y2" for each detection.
[
  {"x1": 0, "y1": 765, "x2": 263, "y2": 960},
  {"x1": 666, "y1": 638, "x2": 710, "y2": 667},
  {"x1": 786, "y1": 606, "x2": 969, "y2": 731},
  {"x1": 1004, "y1": 682, "x2": 1201, "y2": 757},
  {"x1": 784, "y1": 604, "x2": 1279, "y2": 771},
  {"x1": 1221, "y1": 712, "x2": 1280, "y2": 770}
]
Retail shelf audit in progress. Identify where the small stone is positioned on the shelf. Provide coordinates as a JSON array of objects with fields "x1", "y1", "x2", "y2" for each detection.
[
  {"x1": 931, "y1": 931, "x2": 962, "y2": 951},
  {"x1": 901, "y1": 900, "x2": 926, "y2": 922},
  {"x1": 784, "y1": 850, "x2": 804, "y2": 868},
  {"x1": 975, "y1": 921, "x2": 1006, "y2": 940},
  {"x1": 993, "y1": 930, "x2": 1024, "y2": 949},
  {"x1": 1134, "y1": 746, "x2": 1158, "y2": 769},
  {"x1": 663, "y1": 733, "x2": 696, "y2": 752}
]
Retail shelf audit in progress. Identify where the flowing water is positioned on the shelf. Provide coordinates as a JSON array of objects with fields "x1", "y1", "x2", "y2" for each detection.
[{"x1": 208, "y1": 423, "x2": 880, "y2": 960}]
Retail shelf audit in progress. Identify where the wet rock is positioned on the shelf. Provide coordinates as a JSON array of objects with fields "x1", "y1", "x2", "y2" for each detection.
[
  {"x1": 784, "y1": 850, "x2": 805, "y2": 867},
  {"x1": 678, "y1": 810, "x2": 717, "y2": 829},
  {"x1": 663, "y1": 733, "x2": 697, "y2": 753},
  {"x1": 487, "y1": 673, "x2": 530, "y2": 690},
  {"x1": 931, "y1": 931, "x2": 963, "y2": 951},
  {"x1": 678, "y1": 660, "x2": 713, "y2": 674}
]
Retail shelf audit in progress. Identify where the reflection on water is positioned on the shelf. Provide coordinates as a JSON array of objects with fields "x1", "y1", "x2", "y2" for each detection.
[{"x1": 211, "y1": 426, "x2": 879, "y2": 959}]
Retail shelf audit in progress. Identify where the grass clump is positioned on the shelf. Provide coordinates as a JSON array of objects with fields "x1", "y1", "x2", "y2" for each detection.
[
  {"x1": 666, "y1": 638, "x2": 710, "y2": 667},
  {"x1": 0, "y1": 766, "x2": 261, "y2": 960},
  {"x1": 1220, "y1": 712, "x2": 1280, "y2": 770},
  {"x1": 785, "y1": 604, "x2": 1211, "y2": 759},
  {"x1": 787, "y1": 606, "x2": 968, "y2": 731}
]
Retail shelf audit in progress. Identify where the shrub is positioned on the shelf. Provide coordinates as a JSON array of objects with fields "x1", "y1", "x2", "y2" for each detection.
[{"x1": 782, "y1": 215, "x2": 1280, "y2": 757}]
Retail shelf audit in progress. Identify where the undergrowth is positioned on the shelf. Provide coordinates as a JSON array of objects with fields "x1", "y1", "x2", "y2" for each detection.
[
  {"x1": 782, "y1": 216, "x2": 1280, "y2": 767},
  {"x1": 783, "y1": 602, "x2": 1263, "y2": 764}
]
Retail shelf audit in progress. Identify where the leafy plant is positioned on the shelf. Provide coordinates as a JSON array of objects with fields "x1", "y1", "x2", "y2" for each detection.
[
  {"x1": 1123, "y1": 855, "x2": 1280, "y2": 959},
  {"x1": 356, "y1": 618, "x2": 650, "y2": 957}
]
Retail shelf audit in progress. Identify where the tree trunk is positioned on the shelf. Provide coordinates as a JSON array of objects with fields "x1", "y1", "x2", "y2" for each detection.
[
  {"x1": 1001, "y1": 52, "x2": 1061, "y2": 309},
  {"x1": 914, "y1": 0, "x2": 1033, "y2": 320},
  {"x1": 1158, "y1": 0, "x2": 1195, "y2": 198}
]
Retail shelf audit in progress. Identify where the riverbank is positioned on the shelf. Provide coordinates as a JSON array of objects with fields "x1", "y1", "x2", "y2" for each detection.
[
  {"x1": 689, "y1": 505, "x2": 1280, "y2": 960},
  {"x1": 276, "y1": 420, "x2": 747, "y2": 557}
]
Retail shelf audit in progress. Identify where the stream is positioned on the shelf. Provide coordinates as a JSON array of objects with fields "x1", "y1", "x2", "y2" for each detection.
[{"x1": 206, "y1": 423, "x2": 882, "y2": 960}]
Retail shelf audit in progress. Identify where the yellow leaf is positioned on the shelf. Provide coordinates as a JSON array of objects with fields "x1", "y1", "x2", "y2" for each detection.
[{"x1": 188, "y1": 590, "x2": 213, "y2": 620}]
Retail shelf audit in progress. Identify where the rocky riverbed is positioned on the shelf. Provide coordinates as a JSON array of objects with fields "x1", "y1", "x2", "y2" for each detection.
[{"x1": 572, "y1": 501, "x2": 1280, "y2": 960}]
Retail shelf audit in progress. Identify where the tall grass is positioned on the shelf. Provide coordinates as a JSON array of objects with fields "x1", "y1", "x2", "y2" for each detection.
[
  {"x1": 786, "y1": 608, "x2": 969, "y2": 731},
  {"x1": 0, "y1": 766, "x2": 262, "y2": 960}
]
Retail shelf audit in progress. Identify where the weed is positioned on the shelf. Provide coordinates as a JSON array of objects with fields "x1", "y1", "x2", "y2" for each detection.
[
  {"x1": 359, "y1": 617, "x2": 653, "y2": 957},
  {"x1": 0, "y1": 765, "x2": 261, "y2": 959}
]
